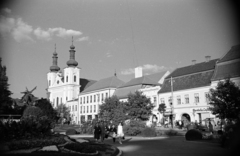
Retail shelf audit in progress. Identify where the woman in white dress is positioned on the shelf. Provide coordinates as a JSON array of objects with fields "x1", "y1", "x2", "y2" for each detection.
[{"x1": 117, "y1": 122, "x2": 124, "y2": 144}]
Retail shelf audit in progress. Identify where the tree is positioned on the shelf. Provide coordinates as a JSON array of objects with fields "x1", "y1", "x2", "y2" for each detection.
[
  {"x1": 99, "y1": 95, "x2": 127, "y2": 124},
  {"x1": 125, "y1": 91, "x2": 154, "y2": 121},
  {"x1": 209, "y1": 79, "x2": 240, "y2": 122},
  {"x1": 35, "y1": 98, "x2": 57, "y2": 121},
  {"x1": 0, "y1": 58, "x2": 13, "y2": 114},
  {"x1": 55, "y1": 103, "x2": 70, "y2": 123}
]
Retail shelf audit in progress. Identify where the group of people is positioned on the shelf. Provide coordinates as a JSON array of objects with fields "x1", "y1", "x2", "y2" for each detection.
[{"x1": 93, "y1": 121, "x2": 125, "y2": 144}]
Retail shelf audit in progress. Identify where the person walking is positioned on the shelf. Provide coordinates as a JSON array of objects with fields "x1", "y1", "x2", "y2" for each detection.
[
  {"x1": 209, "y1": 121, "x2": 214, "y2": 134},
  {"x1": 100, "y1": 121, "x2": 106, "y2": 142},
  {"x1": 105, "y1": 123, "x2": 111, "y2": 139},
  {"x1": 93, "y1": 122, "x2": 101, "y2": 142},
  {"x1": 110, "y1": 124, "x2": 117, "y2": 143},
  {"x1": 117, "y1": 122, "x2": 124, "y2": 144}
]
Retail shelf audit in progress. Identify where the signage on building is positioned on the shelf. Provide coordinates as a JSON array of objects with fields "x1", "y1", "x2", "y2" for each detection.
[{"x1": 193, "y1": 108, "x2": 210, "y2": 113}]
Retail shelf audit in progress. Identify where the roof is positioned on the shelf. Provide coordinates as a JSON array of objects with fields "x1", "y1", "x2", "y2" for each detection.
[
  {"x1": 119, "y1": 75, "x2": 159, "y2": 88},
  {"x1": 114, "y1": 85, "x2": 142, "y2": 99},
  {"x1": 145, "y1": 71, "x2": 168, "y2": 83},
  {"x1": 218, "y1": 45, "x2": 240, "y2": 63},
  {"x1": 81, "y1": 76, "x2": 124, "y2": 93},
  {"x1": 159, "y1": 70, "x2": 214, "y2": 93},
  {"x1": 80, "y1": 78, "x2": 97, "y2": 92},
  {"x1": 212, "y1": 45, "x2": 240, "y2": 80},
  {"x1": 166, "y1": 59, "x2": 218, "y2": 78}
]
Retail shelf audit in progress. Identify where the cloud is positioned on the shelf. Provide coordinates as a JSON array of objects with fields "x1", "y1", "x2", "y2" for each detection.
[
  {"x1": 0, "y1": 14, "x2": 84, "y2": 42},
  {"x1": 121, "y1": 64, "x2": 171, "y2": 75},
  {"x1": 33, "y1": 27, "x2": 51, "y2": 41},
  {"x1": 76, "y1": 36, "x2": 89, "y2": 42},
  {"x1": 2, "y1": 8, "x2": 11, "y2": 14},
  {"x1": 12, "y1": 18, "x2": 34, "y2": 42}
]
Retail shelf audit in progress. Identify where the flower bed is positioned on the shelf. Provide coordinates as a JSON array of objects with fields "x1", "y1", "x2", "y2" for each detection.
[{"x1": 63, "y1": 142, "x2": 98, "y2": 155}]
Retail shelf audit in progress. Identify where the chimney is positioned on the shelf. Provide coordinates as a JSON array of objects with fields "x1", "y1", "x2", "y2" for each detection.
[
  {"x1": 205, "y1": 56, "x2": 211, "y2": 62},
  {"x1": 135, "y1": 67, "x2": 143, "y2": 78},
  {"x1": 192, "y1": 60, "x2": 196, "y2": 65}
]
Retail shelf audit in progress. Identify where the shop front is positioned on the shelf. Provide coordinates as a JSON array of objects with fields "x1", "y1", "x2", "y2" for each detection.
[{"x1": 192, "y1": 107, "x2": 215, "y2": 126}]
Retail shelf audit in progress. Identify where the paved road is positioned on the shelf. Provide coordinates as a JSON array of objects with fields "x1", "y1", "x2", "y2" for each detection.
[{"x1": 103, "y1": 136, "x2": 230, "y2": 156}]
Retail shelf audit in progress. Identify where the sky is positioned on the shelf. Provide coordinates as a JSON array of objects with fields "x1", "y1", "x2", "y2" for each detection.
[{"x1": 0, "y1": 0, "x2": 239, "y2": 99}]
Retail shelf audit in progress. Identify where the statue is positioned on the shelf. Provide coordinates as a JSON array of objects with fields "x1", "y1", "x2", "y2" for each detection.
[{"x1": 13, "y1": 86, "x2": 38, "y2": 106}]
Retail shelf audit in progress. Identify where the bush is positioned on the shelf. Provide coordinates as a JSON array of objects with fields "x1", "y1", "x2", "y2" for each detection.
[
  {"x1": 66, "y1": 129, "x2": 77, "y2": 135},
  {"x1": 64, "y1": 143, "x2": 97, "y2": 154},
  {"x1": 165, "y1": 129, "x2": 178, "y2": 136},
  {"x1": 185, "y1": 129, "x2": 202, "y2": 141},
  {"x1": 22, "y1": 106, "x2": 44, "y2": 118},
  {"x1": 141, "y1": 127, "x2": 156, "y2": 137},
  {"x1": 123, "y1": 120, "x2": 146, "y2": 136}
]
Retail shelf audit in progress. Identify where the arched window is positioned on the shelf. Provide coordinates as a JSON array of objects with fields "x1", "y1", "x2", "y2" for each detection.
[
  {"x1": 74, "y1": 75, "x2": 76, "y2": 82},
  {"x1": 66, "y1": 76, "x2": 68, "y2": 82}
]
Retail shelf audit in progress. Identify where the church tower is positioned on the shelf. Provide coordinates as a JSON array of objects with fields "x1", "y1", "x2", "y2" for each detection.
[{"x1": 63, "y1": 38, "x2": 81, "y2": 102}]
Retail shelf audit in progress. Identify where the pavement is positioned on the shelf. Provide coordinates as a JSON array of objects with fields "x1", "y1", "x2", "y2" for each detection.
[{"x1": 70, "y1": 134, "x2": 230, "y2": 156}]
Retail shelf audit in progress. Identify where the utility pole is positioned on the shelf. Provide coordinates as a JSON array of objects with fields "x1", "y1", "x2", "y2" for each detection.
[{"x1": 171, "y1": 77, "x2": 174, "y2": 128}]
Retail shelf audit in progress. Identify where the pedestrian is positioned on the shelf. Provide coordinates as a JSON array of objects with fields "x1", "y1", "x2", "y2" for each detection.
[
  {"x1": 110, "y1": 124, "x2": 117, "y2": 143},
  {"x1": 105, "y1": 123, "x2": 111, "y2": 139},
  {"x1": 100, "y1": 121, "x2": 106, "y2": 142},
  {"x1": 93, "y1": 122, "x2": 101, "y2": 142},
  {"x1": 117, "y1": 122, "x2": 124, "y2": 144},
  {"x1": 209, "y1": 121, "x2": 213, "y2": 134}
]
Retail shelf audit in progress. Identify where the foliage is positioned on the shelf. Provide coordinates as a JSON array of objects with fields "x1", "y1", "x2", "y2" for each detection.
[
  {"x1": 54, "y1": 103, "x2": 71, "y2": 122},
  {"x1": 209, "y1": 79, "x2": 240, "y2": 122},
  {"x1": 7, "y1": 134, "x2": 66, "y2": 150},
  {"x1": 35, "y1": 98, "x2": 58, "y2": 121},
  {"x1": 141, "y1": 127, "x2": 156, "y2": 137},
  {"x1": 80, "y1": 120, "x2": 93, "y2": 134},
  {"x1": 164, "y1": 129, "x2": 178, "y2": 136},
  {"x1": 22, "y1": 106, "x2": 44, "y2": 118},
  {"x1": 123, "y1": 120, "x2": 146, "y2": 136},
  {"x1": 0, "y1": 59, "x2": 14, "y2": 114},
  {"x1": 99, "y1": 95, "x2": 128, "y2": 124},
  {"x1": 64, "y1": 142, "x2": 97, "y2": 154},
  {"x1": 125, "y1": 91, "x2": 154, "y2": 121},
  {"x1": 66, "y1": 129, "x2": 77, "y2": 135},
  {"x1": 0, "y1": 116, "x2": 54, "y2": 141},
  {"x1": 158, "y1": 103, "x2": 166, "y2": 114},
  {"x1": 185, "y1": 129, "x2": 203, "y2": 141}
]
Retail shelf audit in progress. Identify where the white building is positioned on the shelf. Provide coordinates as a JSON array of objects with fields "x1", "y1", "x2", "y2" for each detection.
[{"x1": 158, "y1": 57, "x2": 218, "y2": 126}]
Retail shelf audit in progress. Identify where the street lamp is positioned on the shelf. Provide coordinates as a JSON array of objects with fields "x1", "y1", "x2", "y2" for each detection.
[{"x1": 170, "y1": 77, "x2": 174, "y2": 128}]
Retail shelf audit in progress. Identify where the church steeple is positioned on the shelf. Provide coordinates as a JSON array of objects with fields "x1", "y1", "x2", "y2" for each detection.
[
  {"x1": 50, "y1": 44, "x2": 60, "y2": 72},
  {"x1": 67, "y1": 37, "x2": 78, "y2": 67}
]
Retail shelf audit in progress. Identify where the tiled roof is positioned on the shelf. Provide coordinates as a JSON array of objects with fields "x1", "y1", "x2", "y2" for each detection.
[
  {"x1": 119, "y1": 76, "x2": 159, "y2": 88},
  {"x1": 81, "y1": 76, "x2": 124, "y2": 93},
  {"x1": 218, "y1": 45, "x2": 240, "y2": 63},
  {"x1": 114, "y1": 85, "x2": 142, "y2": 99},
  {"x1": 159, "y1": 70, "x2": 214, "y2": 93},
  {"x1": 80, "y1": 78, "x2": 97, "y2": 92},
  {"x1": 166, "y1": 59, "x2": 218, "y2": 78}
]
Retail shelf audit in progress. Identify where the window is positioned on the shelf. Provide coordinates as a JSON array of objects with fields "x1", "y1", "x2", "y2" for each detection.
[
  {"x1": 87, "y1": 106, "x2": 89, "y2": 113},
  {"x1": 57, "y1": 97, "x2": 59, "y2": 106},
  {"x1": 87, "y1": 96, "x2": 89, "y2": 103},
  {"x1": 75, "y1": 105, "x2": 77, "y2": 111},
  {"x1": 94, "y1": 105, "x2": 96, "y2": 112},
  {"x1": 185, "y1": 94, "x2": 189, "y2": 104},
  {"x1": 177, "y1": 96, "x2": 181, "y2": 105},
  {"x1": 153, "y1": 96, "x2": 157, "y2": 106},
  {"x1": 168, "y1": 96, "x2": 172, "y2": 106},
  {"x1": 66, "y1": 96, "x2": 68, "y2": 101},
  {"x1": 98, "y1": 94, "x2": 100, "y2": 102},
  {"x1": 102, "y1": 93, "x2": 104, "y2": 101},
  {"x1": 84, "y1": 97, "x2": 85, "y2": 104},
  {"x1": 80, "y1": 106, "x2": 82, "y2": 113},
  {"x1": 72, "y1": 105, "x2": 74, "y2": 112},
  {"x1": 74, "y1": 75, "x2": 76, "y2": 82},
  {"x1": 90, "y1": 105, "x2": 92, "y2": 113},
  {"x1": 57, "y1": 80, "x2": 59, "y2": 84},
  {"x1": 80, "y1": 97, "x2": 82, "y2": 104},
  {"x1": 66, "y1": 76, "x2": 68, "y2": 82},
  {"x1": 194, "y1": 93, "x2": 199, "y2": 103},
  {"x1": 106, "y1": 93, "x2": 108, "y2": 99},
  {"x1": 49, "y1": 80, "x2": 51, "y2": 86},
  {"x1": 205, "y1": 92, "x2": 209, "y2": 104},
  {"x1": 83, "y1": 106, "x2": 85, "y2": 113},
  {"x1": 90, "y1": 95, "x2": 92, "y2": 103},
  {"x1": 94, "y1": 95, "x2": 96, "y2": 102},
  {"x1": 160, "y1": 98, "x2": 165, "y2": 104}
]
